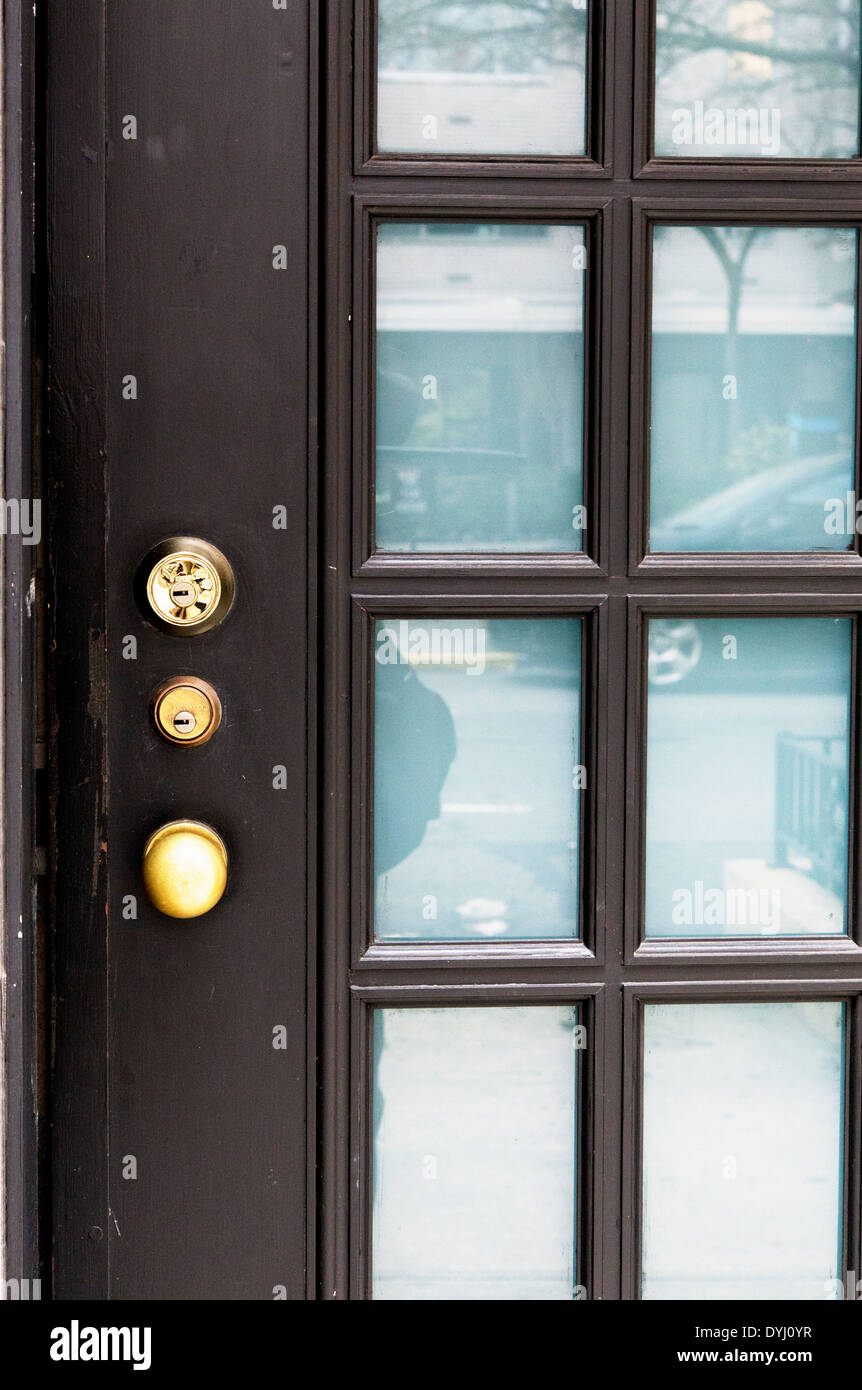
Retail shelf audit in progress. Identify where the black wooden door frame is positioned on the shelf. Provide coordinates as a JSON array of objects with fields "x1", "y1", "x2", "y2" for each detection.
[{"x1": 3, "y1": 0, "x2": 42, "y2": 1293}]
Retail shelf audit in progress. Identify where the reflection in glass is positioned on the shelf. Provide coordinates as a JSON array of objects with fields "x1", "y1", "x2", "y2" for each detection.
[
  {"x1": 649, "y1": 226, "x2": 857, "y2": 553},
  {"x1": 655, "y1": 0, "x2": 861, "y2": 159},
  {"x1": 372, "y1": 1005, "x2": 579, "y2": 1300},
  {"x1": 376, "y1": 223, "x2": 586, "y2": 553},
  {"x1": 374, "y1": 618, "x2": 581, "y2": 940},
  {"x1": 377, "y1": 0, "x2": 589, "y2": 156},
  {"x1": 643, "y1": 1002, "x2": 845, "y2": 1300},
  {"x1": 645, "y1": 617, "x2": 850, "y2": 938}
]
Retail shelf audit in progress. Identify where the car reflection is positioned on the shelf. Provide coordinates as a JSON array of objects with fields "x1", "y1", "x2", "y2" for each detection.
[{"x1": 649, "y1": 452, "x2": 851, "y2": 553}]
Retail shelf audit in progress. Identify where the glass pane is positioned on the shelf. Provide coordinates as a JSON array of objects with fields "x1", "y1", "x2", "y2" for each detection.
[
  {"x1": 376, "y1": 0, "x2": 589, "y2": 156},
  {"x1": 372, "y1": 1005, "x2": 579, "y2": 1300},
  {"x1": 374, "y1": 617, "x2": 582, "y2": 940},
  {"x1": 649, "y1": 225, "x2": 857, "y2": 553},
  {"x1": 655, "y1": 0, "x2": 861, "y2": 159},
  {"x1": 645, "y1": 617, "x2": 850, "y2": 938},
  {"x1": 643, "y1": 1001, "x2": 845, "y2": 1300},
  {"x1": 376, "y1": 223, "x2": 586, "y2": 553}
]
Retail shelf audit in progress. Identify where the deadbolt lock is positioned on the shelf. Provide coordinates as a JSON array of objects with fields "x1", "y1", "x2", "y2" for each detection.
[
  {"x1": 151, "y1": 676, "x2": 222, "y2": 746},
  {"x1": 138, "y1": 537, "x2": 235, "y2": 635}
]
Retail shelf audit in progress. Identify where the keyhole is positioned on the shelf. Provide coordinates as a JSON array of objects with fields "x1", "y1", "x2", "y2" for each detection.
[
  {"x1": 170, "y1": 580, "x2": 197, "y2": 607},
  {"x1": 173, "y1": 710, "x2": 197, "y2": 734}
]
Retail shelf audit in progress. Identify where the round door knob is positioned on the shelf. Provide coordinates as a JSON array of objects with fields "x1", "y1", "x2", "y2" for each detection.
[
  {"x1": 142, "y1": 820, "x2": 228, "y2": 919},
  {"x1": 137, "y1": 537, "x2": 235, "y2": 635}
]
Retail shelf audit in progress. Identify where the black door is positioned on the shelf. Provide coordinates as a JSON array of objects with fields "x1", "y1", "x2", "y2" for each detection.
[{"x1": 39, "y1": 0, "x2": 862, "y2": 1301}]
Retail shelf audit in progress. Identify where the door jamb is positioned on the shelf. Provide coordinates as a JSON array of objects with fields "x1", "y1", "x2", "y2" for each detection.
[{"x1": 2, "y1": 0, "x2": 41, "y2": 1292}]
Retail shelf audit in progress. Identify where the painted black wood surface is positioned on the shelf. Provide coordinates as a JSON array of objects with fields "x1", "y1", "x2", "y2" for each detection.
[{"x1": 47, "y1": 1, "x2": 314, "y2": 1299}]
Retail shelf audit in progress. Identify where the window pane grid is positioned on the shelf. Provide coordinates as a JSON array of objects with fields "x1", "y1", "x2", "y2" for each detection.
[{"x1": 334, "y1": 3, "x2": 862, "y2": 1304}]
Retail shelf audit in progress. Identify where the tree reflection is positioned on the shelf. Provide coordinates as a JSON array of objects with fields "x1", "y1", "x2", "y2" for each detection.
[
  {"x1": 655, "y1": 0, "x2": 860, "y2": 158},
  {"x1": 378, "y1": 0, "x2": 587, "y2": 75}
]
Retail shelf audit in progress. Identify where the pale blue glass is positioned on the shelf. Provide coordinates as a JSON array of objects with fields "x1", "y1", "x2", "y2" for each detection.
[
  {"x1": 374, "y1": 617, "x2": 582, "y2": 940},
  {"x1": 372, "y1": 1005, "x2": 579, "y2": 1300},
  {"x1": 376, "y1": 222, "x2": 586, "y2": 553},
  {"x1": 655, "y1": 0, "x2": 861, "y2": 159},
  {"x1": 649, "y1": 225, "x2": 857, "y2": 553},
  {"x1": 377, "y1": 0, "x2": 589, "y2": 155},
  {"x1": 642, "y1": 1002, "x2": 845, "y2": 1300},
  {"x1": 645, "y1": 617, "x2": 850, "y2": 937}
]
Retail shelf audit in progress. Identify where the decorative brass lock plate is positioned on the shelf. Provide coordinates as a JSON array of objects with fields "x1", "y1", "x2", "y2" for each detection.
[
  {"x1": 138, "y1": 537, "x2": 235, "y2": 634},
  {"x1": 151, "y1": 676, "x2": 222, "y2": 746}
]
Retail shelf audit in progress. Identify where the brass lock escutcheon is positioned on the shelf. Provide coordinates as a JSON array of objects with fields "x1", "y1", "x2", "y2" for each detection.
[
  {"x1": 151, "y1": 676, "x2": 222, "y2": 746},
  {"x1": 138, "y1": 537, "x2": 235, "y2": 635},
  {"x1": 143, "y1": 820, "x2": 228, "y2": 919}
]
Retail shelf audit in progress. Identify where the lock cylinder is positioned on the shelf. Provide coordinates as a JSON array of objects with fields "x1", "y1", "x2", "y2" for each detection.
[{"x1": 151, "y1": 676, "x2": 222, "y2": 746}]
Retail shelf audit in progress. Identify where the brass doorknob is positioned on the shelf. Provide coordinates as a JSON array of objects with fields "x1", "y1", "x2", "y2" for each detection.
[{"x1": 142, "y1": 820, "x2": 228, "y2": 918}]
